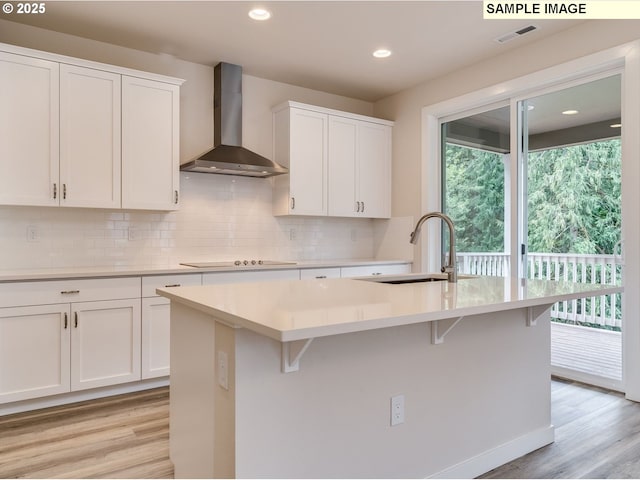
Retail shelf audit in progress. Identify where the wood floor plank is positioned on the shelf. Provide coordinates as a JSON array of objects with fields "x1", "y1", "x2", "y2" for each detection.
[{"x1": 0, "y1": 387, "x2": 172, "y2": 479}]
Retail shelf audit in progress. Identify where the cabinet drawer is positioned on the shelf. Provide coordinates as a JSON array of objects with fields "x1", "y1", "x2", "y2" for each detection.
[
  {"x1": 203, "y1": 269, "x2": 300, "y2": 285},
  {"x1": 299, "y1": 268, "x2": 341, "y2": 280},
  {"x1": 0, "y1": 277, "x2": 141, "y2": 308},
  {"x1": 142, "y1": 273, "x2": 202, "y2": 297},
  {"x1": 340, "y1": 264, "x2": 411, "y2": 278}
]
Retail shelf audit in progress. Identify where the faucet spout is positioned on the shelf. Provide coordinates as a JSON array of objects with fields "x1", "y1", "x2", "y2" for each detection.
[{"x1": 409, "y1": 212, "x2": 458, "y2": 283}]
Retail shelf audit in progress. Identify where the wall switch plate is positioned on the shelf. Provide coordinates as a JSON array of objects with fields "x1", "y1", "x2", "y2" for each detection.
[
  {"x1": 391, "y1": 395, "x2": 405, "y2": 426},
  {"x1": 218, "y1": 351, "x2": 229, "y2": 390},
  {"x1": 26, "y1": 225, "x2": 39, "y2": 242}
]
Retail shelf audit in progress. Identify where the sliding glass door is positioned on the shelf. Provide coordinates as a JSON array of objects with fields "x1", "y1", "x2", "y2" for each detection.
[{"x1": 440, "y1": 73, "x2": 623, "y2": 390}]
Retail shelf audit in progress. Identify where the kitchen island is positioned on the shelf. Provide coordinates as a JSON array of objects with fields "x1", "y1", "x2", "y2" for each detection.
[{"x1": 157, "y1": 274, "x2": 621, "y2": 478}]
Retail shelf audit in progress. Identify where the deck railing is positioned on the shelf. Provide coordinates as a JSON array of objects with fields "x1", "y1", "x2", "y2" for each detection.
[{"x1": 456, "y1": 252, "x2": 623, "y2": 329}]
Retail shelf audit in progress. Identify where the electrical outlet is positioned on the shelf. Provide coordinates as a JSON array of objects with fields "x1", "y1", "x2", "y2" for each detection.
[
  {"x1": 390, "y1": 395, "x2": 405, "y2": 426},
  {"x1": 26, "y1": 225, "x2": 40, "y2": 242},
  {"x1": 218, "y1": 351, "x2": 229, "y2": 390},
  {"x1": 128, "y1": 227, "x2": 137, "y2": 241}
]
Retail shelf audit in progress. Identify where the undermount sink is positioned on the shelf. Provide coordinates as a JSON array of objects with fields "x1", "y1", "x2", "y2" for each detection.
[{"x1": 356, "y1": 273, "x2": 474, "y2": 284}]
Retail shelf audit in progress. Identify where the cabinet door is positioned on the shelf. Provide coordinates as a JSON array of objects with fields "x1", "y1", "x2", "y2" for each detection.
[
  {"x1": 122, "y1": 76, "x2": 180, "y2": 210},
  {"x1": 71, "y1": 299, "x2": 141, "y2": 391},
  {"x1": 328, "y1": 116, "x2": 358, "y2": 217},
  {"x1": 0, "y1": 52, "x2": 59, "y2": 206},
  {"x1": 141, "y1": 297, "x2": 170, "y2": 379},
  {"x1": 357, "y1": 122, "x2": 391, "y2": 218},
  {"x1": 289, "y1": 108, "x2": 328, "y2": 215},
  {"x1": 60, "y1": 65, "x2": 121, "y2": 208},
  {"x1": 0, "y1": 304, "x2": 70, "y2": 403}
]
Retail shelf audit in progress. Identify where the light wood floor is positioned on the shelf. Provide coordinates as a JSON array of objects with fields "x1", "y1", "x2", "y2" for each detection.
[
  {"x1": 482, "y1": 378, "x2": 640, "y2": 479},
  {"x1": 0, "y1": 387, "x2": 172, "y2": 479},
  {"x1": 1, "y1": 380, "x2": 640, "y2": 479}
]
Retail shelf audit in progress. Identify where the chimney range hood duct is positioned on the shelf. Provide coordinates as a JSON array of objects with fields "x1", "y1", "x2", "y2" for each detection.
[{"x1": 180, "y1": 62, "x2": 288, "y2": 178}]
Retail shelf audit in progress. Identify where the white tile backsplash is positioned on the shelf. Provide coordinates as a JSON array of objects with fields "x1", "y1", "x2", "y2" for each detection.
[{"x1": 0, "y1": 173, "x2": 376, "y2": 270}]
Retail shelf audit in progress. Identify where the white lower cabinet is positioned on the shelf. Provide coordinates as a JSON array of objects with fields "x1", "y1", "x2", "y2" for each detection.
[
  {"x1": 0, "y1": 277, "x2": 141, "y2": 405},
  {"x1": 141, "y1": 274, "x2": 202, "y2": 379},
  {"x1": 71, "y1": 299, "x2": 141, "y2": 391},
  {"x1": 0, "y1": 304, "x2": 70, "y2": 403}
]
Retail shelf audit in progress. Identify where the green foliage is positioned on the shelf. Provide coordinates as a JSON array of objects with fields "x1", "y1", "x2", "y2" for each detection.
[
  {"x1": 444, "y1": 139, "x2": 621, "y2": 255},
  {"x1": 527, "y1": 139, "x2": 621, "y2": 255},
  {"x1": 443, "y1": 144, "x2": 505, "y2": 252}
]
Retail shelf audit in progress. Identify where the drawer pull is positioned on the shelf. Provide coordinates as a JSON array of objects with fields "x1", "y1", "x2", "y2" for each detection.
[
  {"x1": 372, "y1": 272, "x2": 382, "y2": 276},
  {"x1": 164, "y1": 284, "x2": 181, "y2": 288},
  {"x1": 61, "y1": 290, "x2": 80, "y2": 295},
  {"x1": 315, "y1": 276, "x2": 327, "y2": 279}
]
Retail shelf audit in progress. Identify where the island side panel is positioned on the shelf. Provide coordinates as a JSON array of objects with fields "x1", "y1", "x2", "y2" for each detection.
[
  {"x1": 169, "y1": 302, "x2": 221, "y2": 479},
  {"x1": 232, "y1": 308, "x2": 552, "y2": 478}
]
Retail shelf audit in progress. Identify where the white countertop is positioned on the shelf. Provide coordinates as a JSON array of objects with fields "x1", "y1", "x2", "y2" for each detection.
[
  {"x1": 0, "y1": 259, "x2": 410, "y2": 282},
  {"x1": 157, "y1": 273, "x2": 623, "y2": 342}
]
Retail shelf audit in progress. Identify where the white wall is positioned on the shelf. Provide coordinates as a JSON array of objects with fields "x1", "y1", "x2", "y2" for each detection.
[{"x1": 0, "y1": 19, "x2": 381, "y2": 269}]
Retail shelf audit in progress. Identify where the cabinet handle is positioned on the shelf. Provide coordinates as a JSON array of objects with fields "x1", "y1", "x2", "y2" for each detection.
[
  {"x1": 175, "y1": 190, "x2": 179, "y2": 204},
  {"x1": 315, "y1": 276, "x2": 327, "y2": 279},
  {"x1": 362, "y1": 201, "x2": 365, "y2": 213},
  {"x1": 291, "y1": 197, "x2": 296, "y2": 210},
  {"x1": 74, "y1": 312, "x2": 78, "y2": 328},
  {"x1": 63, "y1": 312, "x2": 68, "y2": 329},
  {"x1": 63, "y1": 184, "x2": 67, "y2": 200},
  {"x1": 164, "y1": 284, "x2": 181, "y2": 288},
  {"x1": 356, "y1": 201, "x2": 360, "y2": 212},
  {"x1": 53, "y1": 183, "x2": 57, "y2": 200},
  {"x1": 372, "y1": 272, "x2": 382, "y2": 276},
  {"x1": 61, "y1": 290, "x2": 80, "y2": 295}
]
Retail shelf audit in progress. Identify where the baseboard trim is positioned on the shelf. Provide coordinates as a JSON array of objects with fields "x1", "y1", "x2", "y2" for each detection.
[
  {"x1": 428, "y1": 425, "x2": 555, "y2": 479},
  {"x1": 0, "y1": 377, "x2": 169, "y2": 416}
]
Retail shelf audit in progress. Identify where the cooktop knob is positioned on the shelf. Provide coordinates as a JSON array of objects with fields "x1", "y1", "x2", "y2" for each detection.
[
  {"x1": 243, "y1": 260, "x2": 249, "y2": 265},
  {"x1": 234, "y1": 260, "x2": 241, "y2": 266},
  {"x1": 251, "y1": 260, "x2": 257, "y2": 265}
]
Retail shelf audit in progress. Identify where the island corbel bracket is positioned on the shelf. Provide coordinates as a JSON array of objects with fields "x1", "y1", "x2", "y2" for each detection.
[
  {"x1": 431, "y1": 316, "x2": 465, "y2": 344},
  {"x1": 281, "y1": 338, "x2": 314, "y2": 373},
  {"x1": 526, "y1": 305, "x2": 551, "y2": 327}
]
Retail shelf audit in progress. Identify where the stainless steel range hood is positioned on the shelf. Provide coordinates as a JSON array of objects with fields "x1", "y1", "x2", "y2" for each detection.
[{"x1": 180, "y1": 62, "x2": 288, "y2": 178}]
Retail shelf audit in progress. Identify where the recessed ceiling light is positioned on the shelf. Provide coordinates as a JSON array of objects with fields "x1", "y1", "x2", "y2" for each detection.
[
  {"x1": 373, "y1": 49, "x2": 392, "y2": 59},
  {"x1": 562, "y1": 109, "x2": 579, "y2": 115},
  {"x1": 610, "y1": 123, "x2": 622, "y2": 128},
  {"x1": 248, "y1": 8, "x2": 271, "y2": 21}
]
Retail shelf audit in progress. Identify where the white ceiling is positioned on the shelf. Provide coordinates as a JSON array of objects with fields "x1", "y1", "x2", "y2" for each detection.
[{"x1": 3, "y1": 1, "x2": 586, "y2": 102}]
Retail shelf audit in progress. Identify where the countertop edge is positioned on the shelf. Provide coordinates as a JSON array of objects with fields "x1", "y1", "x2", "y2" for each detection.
[{"x1": 0, "y1": 259, "x2": 412, "y2": 283}]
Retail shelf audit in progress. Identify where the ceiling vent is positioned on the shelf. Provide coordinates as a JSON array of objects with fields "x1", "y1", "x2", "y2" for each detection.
[{"x1": 494, "y1": 25, "x2": 538, "y2": 44}]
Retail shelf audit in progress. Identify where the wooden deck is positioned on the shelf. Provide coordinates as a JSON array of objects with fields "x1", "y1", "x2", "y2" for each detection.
[{"x1": 551, "y1": 322, "x2": 622, "y2": 381}]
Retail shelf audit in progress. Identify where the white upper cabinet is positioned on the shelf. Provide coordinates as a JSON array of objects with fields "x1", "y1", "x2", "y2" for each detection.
[
  {"x1": 273, "y1": 105, "x2": 328, "y2": 216},
  {"x1": 122, "y1": 76, "x2": 180, "y2": 210},
  {"x1": 60, "y1": 65, "x2": 121, "y2": 208},
  {"x1": 273, "y1": 101, "x2": 392, "y2": 218},
  {"x1": 354, "y1": 120, "x2": 392, "y2": 218},
  {"x1": 0, "y1": 52, "x2": 59, "y2": 207},
  {"x1": 0, "y1": 43, "x2": 183, "y2": 210}
]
